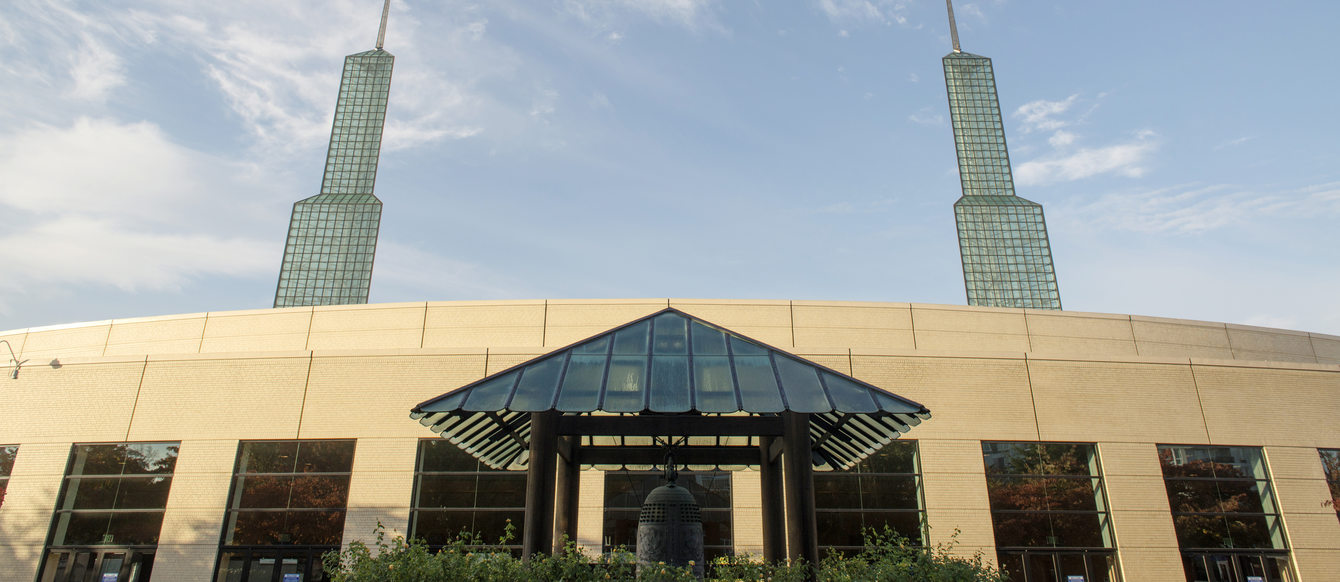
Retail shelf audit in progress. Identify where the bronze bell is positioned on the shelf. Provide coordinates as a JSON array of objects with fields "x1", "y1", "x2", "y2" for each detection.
[{"x1": 636, "y1": 464, "x2": 705, "y2": 578}]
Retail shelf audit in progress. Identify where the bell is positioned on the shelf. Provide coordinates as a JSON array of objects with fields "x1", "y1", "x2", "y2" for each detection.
[{"x1": 636, "y1": 464, "x2": 705, "y2": 578}]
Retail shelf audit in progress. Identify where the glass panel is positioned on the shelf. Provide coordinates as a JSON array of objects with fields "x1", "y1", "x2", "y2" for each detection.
[
  {"x1": 1047, "y1": 477, "x2": 1101, "y2": 511},
  {"x1": 509, "y1": 356, "x2": 564, "y2": 411},
  {"x1": 611, "y1": 321, "x2": 650, "y2": 355},
  {"x1": 1166, "y1": 478, "x2": 1221, "y2": 513},
  {"x1": 462, "y1": 372, "x2": 519, "y2": 411},
  {"x1": 556, "y1": 354, "x2": 606, "y2": 412},
  {"x1": 1173, "y1": 514, "x2": 1230, "y2": 549},
  {"x1": 991, "y1": 512, "x2": 1050, "y2": 547},
  {"x1": 701, "y1": 509, "x2": 732, "y2": 547},
  {"x1": 288, "y1": 475, "x2": 352, "y2": 508},
  {"x1": 862, "y1": 442, "x2": 917, "y2": 474},
  {"x1": 114, "y1": 476, "x2": 174, "y2": 509},
  {"x1": 651, "y1": 314, "x2": 688, "y2": 355},
  {"x1": 819, "y1": 373, "x2": 877, "y2": 413},
  {"x1": 72, "y1": 445, "x2": 130, "y2": 476},
  {"x1": 66, "y1": 478, "x2": 121, "y2": 510},
  {"x1": 1051, "y1": 512, "x2": 1105, "y2": 547},
  {"x1": 602, "y1": 356, "x2": 646, "y2": 412},
  {"x1": 692, "y1": 355, "x2": 737, "y2": 413},
  {"x1": 995, "y1": 552, "x2": 1026, "y2": 582},
  {"x1": 0, "y1": 445, "x2": 16, "y2": 475},
  {"x1": 648, "y1": 355, "x2": 691, "y2": 412},
  {"x1": 689, "y1": 321, "x2": 727, "y2": 355},
  {"x1": 732, "y1": 355, "x2": 783, "y2": 413},
  {"x1": 123, "y1": 443, "x2": 179, "y2": 475},
  {"x1": 987, "y1": 476, "x2": 1049, "y2": 511},
  {"x1": 238, "y1": 475, "x2": 296, "y2": 508},
  {"x1": 728, "y1": 335, "x2": 768, "y2": 357},
  {"x1": 240, "y1": 442, "x2": 300, "y2": 474},
  {"x1": 1226, "y1": 514, "x2": 1274, "y2": 549},
  {"x1": 229, "y1": 510, "x2": 346, "y2": 545},
  {"x1": 572, "y1": 336, "x2": 609, "y2": 355},
  {"x1": 418, "y1": 440, "x2": 482, "y2": 472},
  {"x1": 774, "y1": 356, "x2": 831, "y2": 413},
  {"x1": 285, "y1": 510, "x2": 348, "y2": 545}
]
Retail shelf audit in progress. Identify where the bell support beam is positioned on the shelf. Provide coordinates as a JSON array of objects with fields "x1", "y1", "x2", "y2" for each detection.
[
  {"x1": 552, "y1": 435, "x2": 580, "y2": 553},
  {"x1": 523, "y1": 411, "x2": 558, "y2": 558},
  {"x1": 759, "y1": 435, "x2": 787, "y2": 562},
  {"x1": 782, "y1": 411, "x2": 819, "y2": 574}
]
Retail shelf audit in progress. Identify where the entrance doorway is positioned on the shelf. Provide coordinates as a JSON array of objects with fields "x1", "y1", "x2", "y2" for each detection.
[{"x1": 38, "y1": 548, "x2": 154, "y2": 582}]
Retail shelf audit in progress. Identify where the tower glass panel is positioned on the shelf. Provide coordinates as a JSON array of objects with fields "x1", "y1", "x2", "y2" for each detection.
[
  {"x1": 275, "y1": 49, "x2": 393, "y2": 308},
  {"x1": 944, "y1": 51, "x2": 1062, "y2": 310}
]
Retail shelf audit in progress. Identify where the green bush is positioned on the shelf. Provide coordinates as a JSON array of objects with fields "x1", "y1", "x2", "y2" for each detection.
[{"x1": 323, "y1": 524, "x2": 1005, "y2": 581}]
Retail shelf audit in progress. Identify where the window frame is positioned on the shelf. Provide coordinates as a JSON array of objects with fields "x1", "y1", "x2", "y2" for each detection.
[
  {"x1": 981, "y1": 441, "x2": 1120, "y2": 582},
  {"x1": 214, "y1": 439, "x2": 357, "y2": 582},
  {"x1": 813, "y1": 439, "x2": 926, "y2": 554},
  {"x1": 407, "y1": 438, "x2": 527, "y2": 551}
]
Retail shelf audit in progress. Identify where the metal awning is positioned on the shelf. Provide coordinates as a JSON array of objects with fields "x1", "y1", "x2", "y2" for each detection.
[{"x1": 410, "y1": 308, "x2": 930, "y2": 471}]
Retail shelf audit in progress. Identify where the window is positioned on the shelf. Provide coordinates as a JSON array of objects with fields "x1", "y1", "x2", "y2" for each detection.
[
  {"x1": 0, "y1": 444, "x2": 16, "y2": 509},
  {"x1": 215, "y1": 440, "x2": 356, "y2": 582},
  {"x1": 814, "y1": 440, "x2": 924, "y2": 554},
  {"x1": 38, "y1": 442, "x2": 179, "y2": 582},
  {"x1": 982, "y1": 442, "x2": 1119, "y2": 582},
  {"x1": 1158, "y1": 445, "x2": 1292, "y2": 582},
  {"x1": 1320, "y1": 449, "x2": 1340, "y2": 523},
  {"x1": 603, "y1": 470, "x2": 732, "y2": 560},
  {"x1": 408, "y1": 439, "x2": 526, "y2": 550}
]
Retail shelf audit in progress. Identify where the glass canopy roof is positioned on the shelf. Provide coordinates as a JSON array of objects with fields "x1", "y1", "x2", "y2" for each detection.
[{"x1": 410, "y1": 308, "x2": 931, "y2": 470}]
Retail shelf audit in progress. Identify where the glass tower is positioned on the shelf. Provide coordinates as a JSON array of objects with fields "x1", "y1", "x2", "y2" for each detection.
[
  {"x1": 942, "y1": 0, "x2": 1061, "y2": 310},
  {"x1": 274, "y1": 3, "x2": 394, "y2": 308}
]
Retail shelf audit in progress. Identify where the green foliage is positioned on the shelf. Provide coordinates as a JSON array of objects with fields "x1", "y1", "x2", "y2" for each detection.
[
  {"x1": 323, "y1": 524, "x2": 1005, "y2": 582},
  {"x1": 815, "y1": 527, "x2": 1007, "y2": 582}
]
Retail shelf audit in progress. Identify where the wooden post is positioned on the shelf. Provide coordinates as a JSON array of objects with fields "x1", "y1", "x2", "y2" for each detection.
[
  {"x1": 759, "y1": 435, "x2": 786, "y2": 562},
  {"x1": 552, "y1": 435, "x2": 580, "y2": 554},
  {"x1": 523, "y1": 411, "x2": 558, "y2": 559},
  {"x1": 782, "y1": 412, "x2": 819, "y2": 575}
]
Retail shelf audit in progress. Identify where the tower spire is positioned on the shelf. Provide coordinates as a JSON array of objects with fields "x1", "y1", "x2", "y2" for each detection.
[
  {"x1": 945, "y1": 0, "x2": 961, "y2": 53},
  {"x1": 376, "y1": 0, "x2": 391, "y2": 50}
]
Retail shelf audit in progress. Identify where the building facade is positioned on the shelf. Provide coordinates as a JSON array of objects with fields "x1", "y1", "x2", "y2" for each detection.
[
  {"x1": 1, "y1": 299, "x2": 1338, "y2": 581},
  {"x1": 942, "y1": 1, "x2": 1062, "y2": 311}
]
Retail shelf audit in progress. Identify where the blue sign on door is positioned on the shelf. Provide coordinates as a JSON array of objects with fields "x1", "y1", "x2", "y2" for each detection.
[
  {"x1": 1066, "y1": 576, "x2": 1085, "y2": 582},
  {"x1": 282, "y1": 574, "x2": 302, "y2": 582},
  {"x1": 101, "y1": 574, "x2": 118, "y2": 582}
]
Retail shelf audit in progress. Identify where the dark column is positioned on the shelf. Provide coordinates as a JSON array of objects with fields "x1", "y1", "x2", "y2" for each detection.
[
  {"x1": 782, "y1": 412, "x2": 819, "y2": 573},
  {"x1": 523, "y1": 411, "x2": 558, "y2": 559},
  {"x1": 552, "y1": 435, "x2": 580, "y2": 554},
  {"x1": 759, "y1": 435, "x2": 786, "y2": 562}
]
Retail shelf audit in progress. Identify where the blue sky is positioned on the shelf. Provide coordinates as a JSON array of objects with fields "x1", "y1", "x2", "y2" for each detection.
[{"x1": 1, "y1": 0, "x2": 1338, "y2": 336}]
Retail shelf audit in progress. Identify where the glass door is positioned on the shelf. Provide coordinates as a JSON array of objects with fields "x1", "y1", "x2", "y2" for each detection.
[{"x1": 39, "y1": 549, "x2": 154, "y2": 582}]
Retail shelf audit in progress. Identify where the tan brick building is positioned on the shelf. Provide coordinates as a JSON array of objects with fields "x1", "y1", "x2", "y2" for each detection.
[{"x1": 1, "y1": 299, "x2": 1337, "y2": 581}]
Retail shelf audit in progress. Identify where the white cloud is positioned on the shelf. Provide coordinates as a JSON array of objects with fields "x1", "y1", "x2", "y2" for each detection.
[
  {"x1": 816, "y1": 0, "x2": 910, "y2": 26},
  {"x1": 0, "y1": 216, "x2": 273, "y2": 292},
  {"x1": 907, "y1": 108, "x2": 944, "y2": 126},
  {"x1": 1214, "y1": 136, "x2": 1252, "y2": 150},
  {"x1": 1048, "y1": 129, "x2": 1077, "y2": 148},
  {"x1": 1015, "y1": 135, "x2": 1157, "y2": 186},
  {"x1": 958, "y1": 4, "x2": 986, "y2": 20},
  {"x1": 1057, "y1": 181, "x2": 1340, "y2": 235},
  {"x1": 530, "y1": 88, "x2": 560, "y2": 121},
  {"x1": 562, "y1": 0, "x2": 720, "y2": 30},
  {"x1": 66, "y1": 36, "x2": 125, "y2": 101},
  {"x1": 1014, "y1": 94, "x2": 1079, "y2": 133},
  {"x1": 0, "y1": 118, "x2": 281, "y2": 292}
]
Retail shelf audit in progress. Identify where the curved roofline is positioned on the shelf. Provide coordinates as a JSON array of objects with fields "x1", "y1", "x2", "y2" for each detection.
[{"x1": 3, "y1": 299, "x2": 1335, "y2": 367}]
